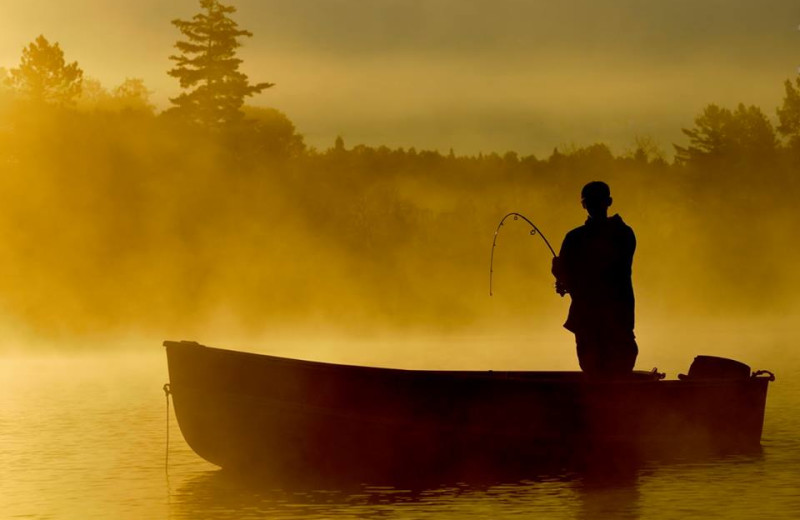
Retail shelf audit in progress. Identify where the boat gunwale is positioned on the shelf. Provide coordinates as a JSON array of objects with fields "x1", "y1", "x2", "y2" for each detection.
[{"x1": 164, "y1": 340, "x2": 673, "y2": 383}]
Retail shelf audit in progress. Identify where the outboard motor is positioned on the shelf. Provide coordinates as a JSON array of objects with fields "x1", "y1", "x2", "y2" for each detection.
[{"x1": 678, "y1": 355, "x2": 751, "y2": 380}]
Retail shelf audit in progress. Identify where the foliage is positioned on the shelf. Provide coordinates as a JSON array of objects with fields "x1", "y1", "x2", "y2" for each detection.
[
  {"x1": 6, "y1": 35, "x2": 83, "y2": 106},
  {"x1": 113, "y1": 78, "x2": 156, "y2": 113},
  {"x1": 777, "y1": 77, "x2": 800, "y2": 150},
  {"x1": 1, "y1": 29, "x2": 800, "y2": 338},
  {"x1": 674, "y1": 103, "x2": 778, "y2": 166},
  {"x1": 239, "y1": 106, "x2": 306, "y2": 159},
  {"x1": 627, "y1": 136, "x2": 666, "y2": 165},
  {"x1": 167, "y1": 0, "x2": 273, "y2": 127},
  {"x1": 78, "y1": 78, "x2": 154, "y2": 114}
]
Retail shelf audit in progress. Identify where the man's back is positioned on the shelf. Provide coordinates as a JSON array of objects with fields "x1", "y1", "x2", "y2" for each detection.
[
  {"x1": 552, "y1": 181, "x2": 638, "y2": 376},
  {"x1": 559, "y1": 214, "x2": 635, "y2": 334}
]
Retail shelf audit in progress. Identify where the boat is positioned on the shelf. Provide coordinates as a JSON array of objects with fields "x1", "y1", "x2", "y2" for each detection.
[{"x1": 164, "y1": 340, "x2": 774, "y2": 477}]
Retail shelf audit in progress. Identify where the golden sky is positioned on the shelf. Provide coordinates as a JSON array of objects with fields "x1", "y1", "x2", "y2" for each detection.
[{"x1": 1, "y1": 0, "x2": 798, "y2": 155}]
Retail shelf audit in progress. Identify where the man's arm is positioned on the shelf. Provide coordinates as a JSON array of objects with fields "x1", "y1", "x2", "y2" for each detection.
[
  {"x1": 552, "y1": 257, "x2": 568, "y2": 296},
  {"x1": 552, "y1": 233, "x2": 574, "y2": 296}
]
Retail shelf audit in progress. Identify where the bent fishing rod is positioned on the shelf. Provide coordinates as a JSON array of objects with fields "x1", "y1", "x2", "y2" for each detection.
[{"x1": 489, "y1": 212, "x2": 556, "y2": 296}]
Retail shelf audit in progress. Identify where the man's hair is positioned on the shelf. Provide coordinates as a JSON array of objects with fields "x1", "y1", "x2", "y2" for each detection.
[{"x1": 581, "y1": 181, "x2": 611, "y2": 201}]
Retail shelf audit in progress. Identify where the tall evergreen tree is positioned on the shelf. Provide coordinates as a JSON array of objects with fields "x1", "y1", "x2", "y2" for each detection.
[
  {"x1": 168, "y1": 0, "x2": 273, "y2": 126},
  {"x1": 777, "y1": 77, "x2": 800, "y2": 149},
  {"x1": 675, "y1": 103, "x2": 777, "y2": 165},
  {"x1": 7, "y1": 35, "x2": 83, "y2": 105}
]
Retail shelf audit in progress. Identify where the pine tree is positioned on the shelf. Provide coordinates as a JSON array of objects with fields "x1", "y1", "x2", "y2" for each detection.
[
  {"x1": 675, "y1": 103, "x2": 777, "y2": 165},
  {"x1": 168, "y1": 0, "x2": 273, "y2": 126},
  {"x1": 8, "y1": 35, "x2": 83, "y2": 105},
  {"x1": 777, "y1": 77, "x2": 800, "y2": 149}
]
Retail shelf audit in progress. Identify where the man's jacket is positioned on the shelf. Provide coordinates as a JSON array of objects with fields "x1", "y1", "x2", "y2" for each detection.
[{"x1": 552, "y1": 214, "x2": 636, "y2": 334}]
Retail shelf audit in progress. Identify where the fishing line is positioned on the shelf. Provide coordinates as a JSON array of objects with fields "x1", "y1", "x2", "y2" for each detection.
[
  {"x1": 163, "y1": 383, "x2": 171, "y2": 472},
  {"x1": 489, "y1": 212, "x2": 556, "y2": 296}
]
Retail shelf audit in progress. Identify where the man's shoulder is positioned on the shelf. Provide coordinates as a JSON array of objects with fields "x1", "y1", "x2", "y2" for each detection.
[
  {"x1": 564, "y1": 216, "x2": 635, "y2": 241},
  {"x1": 564, "y1": 225, "x2": 587, "y2": 241},
  {"x1": 611, "y1": 214, "x2": 635, "y2": 236}
]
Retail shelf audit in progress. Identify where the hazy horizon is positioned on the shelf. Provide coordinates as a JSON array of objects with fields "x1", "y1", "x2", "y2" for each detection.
[{"x1": 1, "y1": 0, "x2": 798, "y2": 156}]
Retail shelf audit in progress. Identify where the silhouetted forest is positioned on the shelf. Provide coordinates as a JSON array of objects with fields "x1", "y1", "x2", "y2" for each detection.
[{"x1": 1, "y1": 1, "x2": 799, "y2": 341}]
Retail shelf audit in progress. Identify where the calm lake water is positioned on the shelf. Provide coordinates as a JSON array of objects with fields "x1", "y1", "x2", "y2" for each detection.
[{"x1": 2, "y1": 344, "x2": 798, "y2": 520}]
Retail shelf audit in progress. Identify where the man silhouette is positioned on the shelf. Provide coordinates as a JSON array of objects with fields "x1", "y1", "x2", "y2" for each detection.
[{"x1": 552, "y1": 181, "x2": 638, "y2": 376}]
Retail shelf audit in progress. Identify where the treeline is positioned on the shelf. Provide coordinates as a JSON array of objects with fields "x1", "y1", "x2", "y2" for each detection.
[{"x1": 0, "y1": 0, "x2": 799, "y2": 341}]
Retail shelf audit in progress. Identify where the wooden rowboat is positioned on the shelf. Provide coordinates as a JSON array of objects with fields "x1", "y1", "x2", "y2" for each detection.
[{"x1": 164, "y1": 340, "x2": 773, "y2": 477}]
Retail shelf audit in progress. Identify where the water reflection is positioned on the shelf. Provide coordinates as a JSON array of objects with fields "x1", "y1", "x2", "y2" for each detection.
[
  {"x1": 574, "y1": 464, "x2": 641, "y2": 520},
  {"x1": 170, "y1": 451, "x2": 764, "y2": 520},
  {"x1": 1, "y1": 353, "x2": 790, "y2": 519}
]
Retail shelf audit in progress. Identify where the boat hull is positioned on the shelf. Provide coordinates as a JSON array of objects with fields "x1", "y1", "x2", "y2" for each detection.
[{"x1": 164, "y1": 341, "x2": 770, "y2": 476}]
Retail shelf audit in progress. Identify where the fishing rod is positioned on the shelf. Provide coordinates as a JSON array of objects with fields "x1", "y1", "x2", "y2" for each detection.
[{"x1": 489, "y1": 212, "x2": 556, "y2": 296}]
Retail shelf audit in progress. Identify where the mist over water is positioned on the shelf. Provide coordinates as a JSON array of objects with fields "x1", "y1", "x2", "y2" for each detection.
[
  {"x1": 1, "y1": 109, "x2": 798, "y2": 358},
  {"x1": 1, "y1": 339, "x2": 797, "y2": 519}
]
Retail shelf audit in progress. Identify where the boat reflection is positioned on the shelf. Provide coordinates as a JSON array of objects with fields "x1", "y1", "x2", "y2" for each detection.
[{"x1": 169, "y1": 449, "x2": 763, "y2": 520}]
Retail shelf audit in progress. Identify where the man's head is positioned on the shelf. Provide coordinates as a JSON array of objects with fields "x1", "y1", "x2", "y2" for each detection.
[{"x1": 581, "y1": 181, "x2": 612, "y2": 219}]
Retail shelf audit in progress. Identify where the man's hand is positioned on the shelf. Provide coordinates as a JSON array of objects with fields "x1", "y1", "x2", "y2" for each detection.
[{"x1": 552, "y1": 256, "x2": 568, "y2": 296}]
